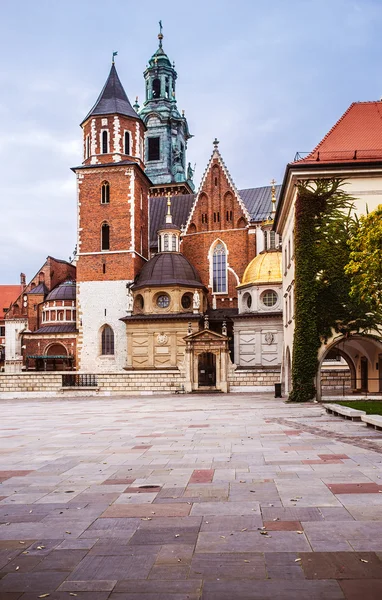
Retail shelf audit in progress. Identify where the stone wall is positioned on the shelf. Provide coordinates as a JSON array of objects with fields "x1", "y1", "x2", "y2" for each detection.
[
  {"x1": 0, "y1": 370, "x2": 184, "y2": 397},
  {"x1": 0, "y1": 368, "x2": 280, "y2": 397},
  {"x1": 229, "y1": 368, "x2": 281, "y2": 392},
  {"x1": 321, "y1": 368, "x2": 352, "y2": 392}
]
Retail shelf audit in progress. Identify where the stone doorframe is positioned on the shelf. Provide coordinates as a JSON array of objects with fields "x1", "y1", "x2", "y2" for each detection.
[{"x1": 183, "y1": 328, "x2": 230, "y2": 393}]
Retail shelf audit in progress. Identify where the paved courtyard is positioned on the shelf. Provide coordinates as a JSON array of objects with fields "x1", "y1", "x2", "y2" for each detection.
[{"x1": 0, "y1": 394, "x2": 382, "y2": 599}]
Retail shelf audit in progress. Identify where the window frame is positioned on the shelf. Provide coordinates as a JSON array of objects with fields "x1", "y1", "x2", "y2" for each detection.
[
  {"x1": 101, "y1": 181, "x2": 110, "y2": 204},
  {"x1": 101, "y1": 130, "x2": 109, "y2": 154},
  {"x1": 211, "y1": 241, "x2": 227, "y2": 294},
  {"x1": 101, "y1": 325, "x2": 114, "y2": 355},
  {"x1": 148, "y1": 136, "x2": 160, "y2": 161},
  {"x1": 124, "y1": 130, "x2": 130, "y2": 155},
  {"x1": 101, "y1": 222, "x2": 110, "y2": 251}
]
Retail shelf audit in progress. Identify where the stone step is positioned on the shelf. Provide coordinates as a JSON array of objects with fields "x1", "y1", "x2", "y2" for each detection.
[
  {"x1": 361, "y1": 414, "x2": 382, "y2": 430},
  {"x1": 323, "y1": 403, "x2": 366, "y2": 420}
]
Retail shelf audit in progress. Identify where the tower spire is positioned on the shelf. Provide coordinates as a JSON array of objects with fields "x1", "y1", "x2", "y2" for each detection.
[
  {"x1": 166, "y1": 191, "x2": 173, "y2": 224},
  {"x1": 270, "y1": 178, "x2": 277, "y2": 216},
  {"x1": 158, "y1": 20, "x2": 163, "y2": 48}
]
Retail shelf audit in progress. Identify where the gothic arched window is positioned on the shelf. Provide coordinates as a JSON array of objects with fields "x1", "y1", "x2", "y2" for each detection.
[
  {"x1": 102, "y1": 130, "x2": 108, "y2": 154},
  {"x1": 101, "y1": 325, "x2": 114, "y2": 355},
  {"x1": 101, "y1": 223, "x2": 110, "y2": 251},
  {"x1": 101, "y1": 182, "x2": 110, "y2": 204},
  {"x1": 124, "y1": 131, "x2": 130, "y2": 155},
  {"x1": 212, "y1": 242, "x2": 227, "y2": 293}
]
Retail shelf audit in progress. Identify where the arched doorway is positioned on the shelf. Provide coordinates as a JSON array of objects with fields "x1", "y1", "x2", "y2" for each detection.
[
  {"x1": 198, "y1": 352, "x2": 216, "y2": 387},
  {"x1": 317, "y1": 335, "x2": 382, "y2": 399}
]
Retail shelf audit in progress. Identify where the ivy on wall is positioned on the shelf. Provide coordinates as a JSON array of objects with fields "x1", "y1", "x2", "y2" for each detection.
[{"x1": 289, "y1": 179, "x2": 356, "y2": 403}]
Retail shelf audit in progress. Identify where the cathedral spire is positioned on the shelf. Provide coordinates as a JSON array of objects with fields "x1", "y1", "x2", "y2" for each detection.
[{"x1": 81, "y1": 62, "x2": 138, "y2": 125}]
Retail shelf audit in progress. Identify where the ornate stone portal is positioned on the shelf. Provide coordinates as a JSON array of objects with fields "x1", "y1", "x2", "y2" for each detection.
[{"x1": 183, "y1": 329, "x2": 231, "y2": 393}]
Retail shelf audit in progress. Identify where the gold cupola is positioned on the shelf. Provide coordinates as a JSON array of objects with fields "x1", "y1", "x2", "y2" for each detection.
[{"x1": 238, "y1": 251, "x2": 282, "y2": 288}]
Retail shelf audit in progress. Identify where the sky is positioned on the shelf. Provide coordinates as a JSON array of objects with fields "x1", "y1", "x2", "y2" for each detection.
[{"x1": 1, "y1": 0, "x2": 382, "y2": 283}]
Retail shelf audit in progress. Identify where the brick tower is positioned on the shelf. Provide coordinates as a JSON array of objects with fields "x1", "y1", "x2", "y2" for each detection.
[{"x1": 73, "y1": 59, "x2": 151, "y2": 371}]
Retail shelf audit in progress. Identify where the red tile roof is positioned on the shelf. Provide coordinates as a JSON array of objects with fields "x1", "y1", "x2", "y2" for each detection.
[
  {"x1": 0, "y1": 285, "x2": 23, "y2": 319},
  {"x1": 295, "y1": 101, "x2": 382, "y2": 164}
]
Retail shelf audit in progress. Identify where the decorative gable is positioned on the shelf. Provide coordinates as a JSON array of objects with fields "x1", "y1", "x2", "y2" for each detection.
[{"x1": 185, "y1": 140, "x2": 250, "y2": 235}]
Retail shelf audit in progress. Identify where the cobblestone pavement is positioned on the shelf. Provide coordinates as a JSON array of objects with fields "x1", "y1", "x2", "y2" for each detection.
[{"x1": 0, "y1": 394, "x2": 382, "y2": 599}]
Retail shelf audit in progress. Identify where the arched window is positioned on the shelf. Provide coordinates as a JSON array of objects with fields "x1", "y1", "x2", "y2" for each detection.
[
  {"x1": 164, "y1": 234, "x2": 169, "y2": 251},
  {"x1": 171, "y1": 234, "x2": 177, "y2": 251},
  {"x1": 101, "y1": 325, "x2": 114, "y2": 355},
  {"x1": 101, "y1": 182, "x2": 110, "y2": 204},
  {"x1": 264, "y1": 231, "x2": 268, "y2": 251},
  {"x1": 101, "y1": 223, "x2": 110, "y2": 251},
  {"x1": 102, "y1": 130, "x2": 108, "y2": 154},
  {"x1": 152, "y1": 78, "x2": 161, "y2": 98},
  {"x1": 212, "y1": 242, "x2": 227, "y2": 293},
  {"x1": 124, "y1": 131, "x2": 130, "y2": 155},
  {"x1": 39, "y1": 272, "x2": 45, "y2": 283}
]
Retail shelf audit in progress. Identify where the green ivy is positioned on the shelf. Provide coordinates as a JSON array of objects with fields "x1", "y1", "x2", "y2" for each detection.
[{"x1": 289, "y1": 179, "x2": 356, "y2": 402}]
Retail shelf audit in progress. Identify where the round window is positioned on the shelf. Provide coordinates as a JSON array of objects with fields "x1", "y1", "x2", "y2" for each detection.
[
  {"x1": 157, "y1": 294, "x2": 170, "y2": 308},
  {"x1": 261, "y1": 290, "x2": 278, "y2": 307},
  {"x1": 246, "y1": 294, "x2": 252, "y2": 309},
  {"x1": 181, "y1": 294, "x2": 192, "y2": 309}
]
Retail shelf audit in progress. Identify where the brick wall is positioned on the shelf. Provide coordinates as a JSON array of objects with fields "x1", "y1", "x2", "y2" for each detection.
[
  {"x1": 181, "y1": 156, "x2": 256, "y2": 308},
  {"x1": 76, "y1": 166, "x2": 149, "y2": 282}
]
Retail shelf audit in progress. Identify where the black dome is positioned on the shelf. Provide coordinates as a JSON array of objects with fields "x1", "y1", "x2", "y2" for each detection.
[
  {"x1": 46, "y1": 280, "x2": 76, "y2": 301},
  {"x1": 133, "y1": 253, "x2": 203, "y2": 290}
]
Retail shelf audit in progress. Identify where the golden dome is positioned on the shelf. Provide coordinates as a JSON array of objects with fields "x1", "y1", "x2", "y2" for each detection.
[{"x1": 239, "y1": 251, "x2": 282, "y2": 287}]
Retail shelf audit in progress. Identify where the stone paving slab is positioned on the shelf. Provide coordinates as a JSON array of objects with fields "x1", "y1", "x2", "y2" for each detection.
[{"x1": 1, "y1": 394, "x2": 382, "y2": 598}]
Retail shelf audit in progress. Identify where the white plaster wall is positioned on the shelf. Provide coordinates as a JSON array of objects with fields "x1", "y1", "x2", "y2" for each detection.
[
  {"x1": 4, "y1": 319, "x2": 27, "y2": 371},
  {"x1": 77, "y1": 280, "x2": 131, "y2": 372}
]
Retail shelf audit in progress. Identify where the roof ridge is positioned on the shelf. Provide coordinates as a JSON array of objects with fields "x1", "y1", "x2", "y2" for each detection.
[{"x1": 304, "y1": 102, "x2": 356, "y2": 159}]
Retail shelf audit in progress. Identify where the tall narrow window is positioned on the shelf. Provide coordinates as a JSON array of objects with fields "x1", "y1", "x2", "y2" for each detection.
[
  {"x1": 124, "y1": 131, "x2": 130, "y2": 155},
  {"x1": 101, "y1": 325, "x2": 114, "y2": 355},
  {"x1": 86, "y1": 135, "x2": 90, "y2": 159},
  {"x1": 264, "y1": 231, "x2": 268, "y2": 251},
  {"x1": 270, "y1": 231, "x2": 276, "y2": 249},
  {"x1": 102, "y1": 130, "x2": 108, "y2": 154},
  {"x1": 101, "y1": 182, "x2": 110, "y2": 204},
  {"x1": 152, "y1": 78, "x2": 161, "y2": 98},
  {"x1": 212, "y1": 242, "x2": 227, "y2": 293},
  {"x1": 164, "y1": 234, "x2": 169, "y2": 251},
  {"x1": 101, "y1": 223, "x2": 110, "y2": 251},
  {"x1": 148, "y1": 137, "x2": 160, "y2": 161},
  {"x1": 172, "y1": 234, "x2": 177, "y2": 251}
]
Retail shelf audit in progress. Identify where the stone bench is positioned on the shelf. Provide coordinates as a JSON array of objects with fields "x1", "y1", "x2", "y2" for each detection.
[
  {"x1": 361, "y1": 414, "x2": 382, "y2": 430},
  {"x1": 323, "y1": 403, "x2": 366, "y2": 421}
]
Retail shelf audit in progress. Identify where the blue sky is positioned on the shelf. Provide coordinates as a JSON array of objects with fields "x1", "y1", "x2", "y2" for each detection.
[{"x1": 1, "y1": 0, "x2": 382, "y2": 282}]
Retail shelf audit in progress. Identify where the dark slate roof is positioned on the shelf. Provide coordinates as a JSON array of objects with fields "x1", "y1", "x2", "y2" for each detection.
[
  {"x1": 150, "y1": 195, "x2": 195, "y2": 247},
  {"x1": 133, "y1": 252, "x2": 204, "y2": 290},
  {"x1": 239, "y1": 185, "x2": 281, "y2": 222},
  {"x1": 46, "y1": 281, "x2": 76, "y2": 302},
  {"x1": 149, "y1": 186, "x2": 281, "y2": 246},
  {"x1": 82, "y1": 64, "x2": 138, "y2": 124},
  {"x1": 32, "y1": 324, "x2": 77, "y2": 334},
  {"x1": 28, "y1": 283, "x2": 48, "y2": 295}
]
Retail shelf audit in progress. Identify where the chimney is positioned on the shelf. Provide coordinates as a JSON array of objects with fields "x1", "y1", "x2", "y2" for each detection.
[{"x1": 20, "y1": 273, "x2": 26, "y2": 288}]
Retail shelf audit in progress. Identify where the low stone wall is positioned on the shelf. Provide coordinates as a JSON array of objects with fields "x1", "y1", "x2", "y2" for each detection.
[
  {"x1": 0, "y1": 371, "x2": 184, "y2": 398},
  {"x1": 229, "y1": 368, "x2": 280, "y2": 392},
  {"x1": 0, "y1": 368, "x2": 280, "y2": 397},
  {"x1": 321, "y1": 368, "x2": 351, "y2": 392}
]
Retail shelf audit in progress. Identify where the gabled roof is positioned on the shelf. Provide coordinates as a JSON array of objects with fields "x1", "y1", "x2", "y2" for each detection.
[
  {"x1": 0, "y1": 285, "x2": 23, "y2": 316},
  {"x1": 295, "y1": 101, "x2": 382, "y2": 164},
  {"x1": 184, "y1": 143, "x2": 251, "y2": 234},
  {"x1": 82, "y1": 64, "x2": 139, "y2": 125},
  {"x1": 148, "y1": 185, "x2": 280, "y2": 247}
]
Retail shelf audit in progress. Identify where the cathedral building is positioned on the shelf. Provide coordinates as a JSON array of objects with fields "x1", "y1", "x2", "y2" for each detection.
[{"x1": 4, "y1": 28, "x2": 283, "y2": 392}]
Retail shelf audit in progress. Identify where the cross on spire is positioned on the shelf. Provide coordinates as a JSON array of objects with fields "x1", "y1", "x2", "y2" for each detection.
[{"x1": 158, "y1": 20, "x2": 164, "y2": 48}]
